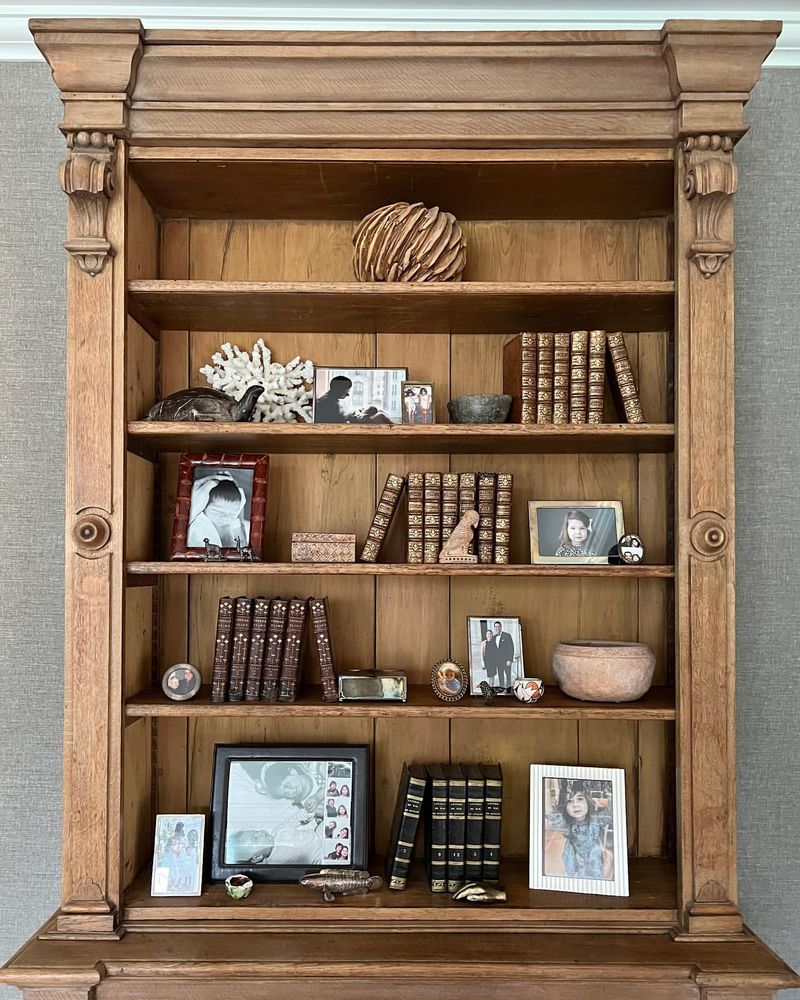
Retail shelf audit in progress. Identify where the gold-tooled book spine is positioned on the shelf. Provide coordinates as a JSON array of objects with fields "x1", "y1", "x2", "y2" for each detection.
[
  {"x1": 494, "y1": 473, "x2": 513, "y2": 564},
  {"x1": 520, "y1": 331, "x2": 537, "y2": 424},
  {"x1": 360, "y1": 473, "x2": 405, "y2": 562},
  {"x1": 227, "y1": 596, "x2": 254, "y2": 703},
  {"x1": 423, "y1": 472, "x2": 442, "y2": 564},
  {"x1": 570, "y1": 330, "x2": 589, "y2": 424},
  {"x1": 406, "y1": 471, "x2": 424, "y2": 563},
  {"x1": 441, "y1": 473, "x2": 459, "y2": 545},
  {"x1": 607, "y1": 331, "x2": 645, "y2": 424},
  {"x1": 477, "y1": 472, "x2": 497, "y2": 565},
  {"x1": 210, "y1": 596, "x2": 235, "y2": 704},
  {"x1": 587, "y1": 329, "x2": 607, "y2": 425},
  {"x1": 536, "y1": 332, "x2": 554, "y2": 424},
  {"x1": 309, "y1": 596, "x2": 339, "y2": 704},
  {"x1": 244, "y1": 597, "x2": 270, "y2": 702},
  {"x1": 552, "y1": 332, "x2": 570, "y2": 425},
  {"x1": 458, "y1": 473, "x2": 477, "y2": 556}
]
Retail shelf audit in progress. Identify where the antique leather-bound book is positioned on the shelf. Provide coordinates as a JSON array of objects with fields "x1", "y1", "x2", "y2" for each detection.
[
  {"x1": 536, "y1": 332, "x2": 555, "y2": 423},
  {"x1": 359, "y1": 473, "x2": 405, "y2": 562},
  {"x1": 244, "y1": 597, "x2": 270, "y2": 702},
  {"x1": 386, "y1": 762, "x2": 428, "y2": 890},
  {"x1": 502, "y1": 331, "x2": 537, "y2": 423},
  {"x1": 606, "y1": 331, "x2": 645, "y2": 423},
  {"x1": 210, "y1": 596, "x2": 235, "y2": 704},
  {"x1": 570, "y1": 330, "x2": 589, "y2": 424},
  {"x1": 406, "y1": 471, "x2": 424, "y2": 563},
  {"x1": 423, "y1": 472, "x2": 442, "y2": 564},
  {"x1": 441, "y1": 472, "x2": 459, "y2": 545},
  {"x1": 552, "y1": 332, "x2": 571, "y2": 424},
  {"x1": 308, "y1": 596, "x2": 338, "y2": 704},
  {"x1": 227, "y1": 597, "x2": 254, "y2": 703},
  {"x1": 457, "y1": 472, "x2": 477, "y2": 555},
  {"x1": 462, "y1": 764, "x2": 486, "y2": 883},
  {"x1": 494, "y1": 473, "x2": 513, "y2": 564},
  {"x1": 481, "y1": 762, "x2": 503, "y2": 883},
  {"x1": 259, "y1": 598, "x2": 289, "y2": 703},
  {"x1": 278, "y1": 597, "x2": 309, "y2": 703},
  {"x1": 477, "y1": 472, "x2": 497, "y2": 564},
  {"x1": 425, "y1": 763, "x2": 449, "y2": 892},
  {"x1": 445, "y1": 764, "x2": 467, "y2": 892},
  {"x1": 588, "y1": 329, "x2": 607, "y2": 424}
]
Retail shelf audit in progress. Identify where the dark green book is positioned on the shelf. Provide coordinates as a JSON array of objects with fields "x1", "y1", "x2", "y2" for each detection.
[
  {"x1": 481, "y1": 762, "x2": 503, "y2": 883},
  {"x1": 462, "y1": 763, "x2": 485, "y2": 883},
  {"x1": 445, "y1": 764, "x2": 467, "y2": 892},
  {"x1": 386, "y1": 763, "x2": 428, "y2": 890},
  {"x1": 425, "y1": 764, "x2": 449, "y2": 892}
]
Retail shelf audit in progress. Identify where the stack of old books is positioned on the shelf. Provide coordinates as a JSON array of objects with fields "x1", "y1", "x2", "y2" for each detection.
[
  {"x1": 503, "y1": 330, "x2": 644, "y2": 424},
  {"x1": 209, "y1": 595, "x2": 338, "y2": 704},
  {"x1": 386, "y1": 762, "x2": 503, "y2": 892},
  {"x1": 358, "y1": 471, "x2": 513, "y2": 565}
]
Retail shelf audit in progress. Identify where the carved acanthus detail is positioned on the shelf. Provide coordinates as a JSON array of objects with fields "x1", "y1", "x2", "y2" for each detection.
[
  {"x1": 683, "y1": 134, "x2": 738, "y2": 278},
  {"x1": 60, "y1": 131, "x2": 117, "y2": 276}
]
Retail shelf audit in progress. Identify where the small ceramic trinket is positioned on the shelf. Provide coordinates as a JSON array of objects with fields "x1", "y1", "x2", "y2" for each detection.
[
  {"x1": 452, "y1": 882, "x2": 507, "y2": 904},
  {"x1": 512, "y1": 677, "x2": 545, "y2": 704},
  {"x1": 299, "y1": 869, "x2": 384, "y2": 902},
  {"x1": 225, "y1": 874, "x2": 254, "y2": 899},
  {"x1": 147, "y1": 384, "x2": 264, "y2": 422},
  {"x1": 438, "y1": 510, "x2": 480, "y2": 564}
]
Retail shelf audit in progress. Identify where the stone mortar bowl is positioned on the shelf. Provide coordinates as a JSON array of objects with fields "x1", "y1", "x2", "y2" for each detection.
[
  {"x1": 552, "y1": 641, "x2": 656, "y2": 702},
  {"x1": 448, "y1": 394, "x2": 513, "y2": 423}
]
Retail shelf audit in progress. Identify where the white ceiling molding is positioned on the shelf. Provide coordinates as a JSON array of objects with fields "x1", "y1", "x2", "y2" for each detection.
[{"x1": 2, "y1": 2, "x2": 798, "y2": 65}]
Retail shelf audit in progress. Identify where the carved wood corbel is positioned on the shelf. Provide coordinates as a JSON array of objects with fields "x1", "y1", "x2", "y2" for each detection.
[
  {"x1": 60, "y1": 130, "x2": 117, "y2": 277},
  {"x1": 683, "y1": 134, "x2": 738, "y2": 278}
]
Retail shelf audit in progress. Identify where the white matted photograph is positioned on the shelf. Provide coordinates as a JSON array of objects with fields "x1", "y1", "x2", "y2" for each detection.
[
  {"x1": 187, "y1": 465, "x2": 254, "y2": 549},
  {"x1": 528, "y1": 501, "x2": 624, "y2": 564},
  {"x1": 529, "y1": 764, "x2": 628, "y2": 897},
  {"x1": 467, "y1": 616, "x2": 525, "y2": 695},
  {"x1": 313, "y1": 367, "x2": 408, "y2": 424},
  {"x1": 150, "y1": 814, "x2": 205, "y2": 897}
]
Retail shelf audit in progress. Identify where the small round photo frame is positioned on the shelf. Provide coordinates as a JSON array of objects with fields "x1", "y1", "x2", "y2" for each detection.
[
  {"x1": 618, "y1": 533, "x2": 646, "y2": 565},
  {"x1": 162, "y1": 663, "x2": 202, "y2": 701},
  {"x1": 431, "y1": 659, "x2": 469, "y2": 702}
]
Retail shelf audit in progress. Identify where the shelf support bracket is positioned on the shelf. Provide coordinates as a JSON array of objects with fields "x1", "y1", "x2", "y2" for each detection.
[{"x1": 683, "y1": 134, "x2": 738, "y2": 278}]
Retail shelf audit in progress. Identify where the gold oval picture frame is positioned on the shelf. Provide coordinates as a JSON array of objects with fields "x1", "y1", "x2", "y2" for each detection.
[{"x1": 431, "y1": 659, "x2": 469, "y2": 703}]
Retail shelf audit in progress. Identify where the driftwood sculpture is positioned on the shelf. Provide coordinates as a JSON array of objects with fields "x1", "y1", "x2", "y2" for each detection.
[
  {"x1": 439, "y1": 510, "x2": 480, "y2": 564},
  {"x1": 353, "y1": 202, "x2": 466, "y2": 282}
]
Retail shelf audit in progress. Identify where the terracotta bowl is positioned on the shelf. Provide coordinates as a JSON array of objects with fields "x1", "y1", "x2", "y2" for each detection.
[{"x1": 552, "y1": 641, "x2": 656, "y2": 702}]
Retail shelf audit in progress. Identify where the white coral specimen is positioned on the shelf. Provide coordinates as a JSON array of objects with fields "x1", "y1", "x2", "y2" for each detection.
[{"x1": 199, "y1": 339, "x2": 314, "y2": 423}]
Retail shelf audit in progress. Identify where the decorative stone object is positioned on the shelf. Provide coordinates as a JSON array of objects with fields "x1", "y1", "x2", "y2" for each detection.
[
  {"x1": 225, "y1": 874, "x2": 254, "y2": 900},
  {"x1": 299, "y1": 869, "x2": 384, "y2": 902},
  {"x1": 552, "y1": 641, "x2": 656, "y2": 703},
  {"x1": 439, "y1": 510, "x2": 480, "y2": 564},
  {"x1": 452, "y1": 882, "x2": 508, "y2": 904},
  {"x1": 352, "y1": 202, "x2": 466, "y2": 282},
  {"x1": 512, "y1": 677, "x2": 545, "y2": 704},
  {"x1": 478, "y1": 681, "x2": 496, "y2": 706},
  {"x1": 447, "y1": 394, "x2": 512, "y2": 424},
  {"x1": 147, "y1": 385, "x2": 264, "y2": 422}
]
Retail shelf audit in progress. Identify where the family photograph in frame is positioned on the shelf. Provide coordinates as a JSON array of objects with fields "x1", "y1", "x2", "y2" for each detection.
[
  {"x1": 150, "y1": 814, "x2": 205, "y2": 897},
  {"x1": 528, "y1": 501, "x2": 624, "y2": 565},
  {"x1": 401, "y1": 381, "x2": 435, "y2": 424},
  {"x1": 529, "y1": 764, "x2": 628, "y2": 897},
  {"x1": 466, "y1": 616, "x2": 525, "y2": 695},
  {"x1": 210, "y1": 745, "x2": 368, "y2": 882},
  {"x1": 313, "y1": 367, "x2": 408, "y2": 424}
]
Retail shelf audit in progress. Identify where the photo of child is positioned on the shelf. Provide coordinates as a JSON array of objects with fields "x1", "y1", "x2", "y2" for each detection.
[
  {"x1": 529, "y1": 501, "x2": 624, "y2": 565},
  {"x1": 151, "y1": 814, "x2": 205, "y2": 897},
  {"x1": 186, "y1": 466, "x2": 254, "y2": 549},
  {"x1": 544, "y1": 778, "x2": 613, "y2": 880},
  {"x1": 401, "y1": 382, "x2": 435, "y2": 424}
]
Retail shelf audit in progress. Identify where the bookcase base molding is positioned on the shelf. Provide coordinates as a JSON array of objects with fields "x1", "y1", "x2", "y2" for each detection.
[{"x1": 3, "y1": 15, "x2": 797, "y2": 1000}]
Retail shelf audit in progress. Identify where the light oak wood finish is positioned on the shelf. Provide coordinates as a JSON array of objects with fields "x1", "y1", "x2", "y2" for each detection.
[{"x1": 8, "y1": 16, "x2": 797, "y2": 1000}]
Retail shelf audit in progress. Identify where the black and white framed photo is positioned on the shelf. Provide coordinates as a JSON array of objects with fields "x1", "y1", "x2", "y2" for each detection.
[
  {"x1": 210, "y1": 745, "x2": 368, "y2": 882},
  {"x1": 529, "y1": 764, "x2": 628, "y2": 897},
  {"x1": 150, "y1": 814, "x2": 205, "y2": 897},
  {"x1": 401, "y1": 381, "x2": 436, "y2": 424},
  {"x1": 312, "y1": 367, "x2": 408, "y2": 424},
  {"x1": 466, "y1": 616, "x2": 525, "y2": 695},
  {"x1": 528, "y1": 501, "x2": 624, "y2": 565}
]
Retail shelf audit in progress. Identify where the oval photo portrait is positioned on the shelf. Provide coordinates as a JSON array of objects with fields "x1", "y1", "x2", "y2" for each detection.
[{"x1": 431, "y1": 660, "x2": 468, "y2": 702}]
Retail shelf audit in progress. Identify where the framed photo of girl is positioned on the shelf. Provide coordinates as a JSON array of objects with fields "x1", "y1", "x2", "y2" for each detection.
[
  {"x1": 151, "y1": 814, "x2": 205, "y2": 897},
  {"x1": 529, "y1": 764, "x2": 628, "y2": 897},
  {"x1": 170, "y1": 453, "x2": 269, "y2": 561},
  {"x1": 528, "y1": 500, "x2": 624, "y2": 565}
]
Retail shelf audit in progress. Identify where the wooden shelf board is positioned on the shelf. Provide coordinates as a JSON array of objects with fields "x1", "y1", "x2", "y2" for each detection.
[
  {"x1": 127, "y1": 280, "x2": 674, "y2": 334},
  {"x1": 123, "y1": 857, "x2": 677, "y2": 925},
  {"x1": 125, "y1": 684, "x2": 676, "y2": 720},
  {"x1": 127, "y1": 421, "x2": 675, "y2": 456}
]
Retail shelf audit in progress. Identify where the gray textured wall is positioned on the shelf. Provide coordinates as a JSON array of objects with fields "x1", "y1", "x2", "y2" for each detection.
[{"x1": 0, "y1": 61, "x2": 798, "y2": 997}]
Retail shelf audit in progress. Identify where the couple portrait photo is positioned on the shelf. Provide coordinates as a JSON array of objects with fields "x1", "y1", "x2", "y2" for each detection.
[{"x1": 467, "y1": 616, "x2": 525, "y2": 695}]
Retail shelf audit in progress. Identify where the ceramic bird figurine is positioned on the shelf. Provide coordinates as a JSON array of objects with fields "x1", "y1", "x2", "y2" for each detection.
[
  {"x1": 439, "y1": 510, "x2": 480, "y2": 563},
  {"x1": 299, "y1": 869, "x2": 384, "y2": 902}
]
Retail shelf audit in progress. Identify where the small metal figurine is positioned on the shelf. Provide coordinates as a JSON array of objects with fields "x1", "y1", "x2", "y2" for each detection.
[
  {"x1": 479, "y1": 680, "x2": 496, "y2": 706},
  {"x1": 147, "y1": 384, "x2": 264, "y2": 422},
  {"x1": 299, "y1": 869, "x2": 384, "y2": 902},
  {"x1": 438, "y1": 510, "x2": 480, "y2": 564},
  {"x1": 203, "y1": 539, "x2": 223, "y2": 561},
  {"x1": 234, "y1": 537, "x2": 255, "y2": 562},
  {"x1": 452, "y1": 882, "x2": 507, "y2": 904},
  {"x1": 618, "y1": 533, "x2": 646, "y2": 565}
]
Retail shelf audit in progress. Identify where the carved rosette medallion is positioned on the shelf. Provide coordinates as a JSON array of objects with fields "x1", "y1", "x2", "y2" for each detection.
[
  {"x1": 690, "y1": 514, "x2": 728, "y2": 560},
  {"x1": 60, "y1": 130, "x2": 117, "y2": 276},
  {"x1": 73, "y1": 511, "x2": 112, "y2": 555},
  {"x1": 683, "y1": 134, "x2": 738, "y2": 278}
]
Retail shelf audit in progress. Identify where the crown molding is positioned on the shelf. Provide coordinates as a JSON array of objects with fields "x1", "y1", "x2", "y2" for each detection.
[{"x1": 3, "y1": 3, "x2": 799, "y2": 65}]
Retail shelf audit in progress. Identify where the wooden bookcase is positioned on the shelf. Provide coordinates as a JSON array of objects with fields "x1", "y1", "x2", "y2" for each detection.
[{"x1": 3, "y1": 17, "x2": 798, "y2": 1000}]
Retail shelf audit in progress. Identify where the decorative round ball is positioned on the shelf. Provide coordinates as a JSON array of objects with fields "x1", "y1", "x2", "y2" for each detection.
[
  {"x1": 512, "y1": 677, "x2": 545, "y2": 704},
  {"x1": 553, "y1": 641, "x2": 656, "y2": 703},
  {"x1": 225, "y1": 874, "x2": 254, "y2": 900},
  {"x1": 353, "y1": 202, "x2": 466, "y2": 282}
]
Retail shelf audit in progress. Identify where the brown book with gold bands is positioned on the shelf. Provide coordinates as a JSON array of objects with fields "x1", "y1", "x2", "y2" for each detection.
[
  {"x1": 360, "y1": 473, "x2": 405, "y2": 562},
  {"x1": 570, "y1": 330, "x2": 589, "y2": 424}
]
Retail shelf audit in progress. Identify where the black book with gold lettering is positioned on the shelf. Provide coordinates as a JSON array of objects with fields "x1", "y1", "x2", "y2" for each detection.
[
  {"x1": 425, "y1": 763, "x2": 449, "y2": 892},
  {"x1": 445, "y1": 764, "x2": 467, "y2": 892},
  {"x1": 481, "y1": 762, "x2": 503, "y2": 883},
  {"x1": 462, "y1": 763, "x2": 486, "y2": 883},
  {"x1": 386, "y1": 763, "x2": 428, "y2": 890}
]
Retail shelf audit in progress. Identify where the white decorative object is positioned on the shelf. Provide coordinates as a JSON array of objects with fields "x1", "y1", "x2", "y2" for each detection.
[{"x1": 199, "y1": 339, "x2": 314, "y2": 423}]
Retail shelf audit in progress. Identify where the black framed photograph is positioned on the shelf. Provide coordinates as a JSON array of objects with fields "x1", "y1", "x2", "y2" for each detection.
[
  {"x1": 466, "y1": 616, "x2": 525, "y2": 695},
  {"x1": 401, "y1": 381, "x2": 436, "y2": 424},
  {"x1": 528, "y1": 501, "x2": 624, "y2": 565},
  {"x1": 312, "y1": 367, "x2": 408, "y2": 424},
  {"x1": 529, "y1": 764, "x2": 628, "y2": 897},
  {"x1": 210, "y1": 744, "x2": 369, "y2": 882}
]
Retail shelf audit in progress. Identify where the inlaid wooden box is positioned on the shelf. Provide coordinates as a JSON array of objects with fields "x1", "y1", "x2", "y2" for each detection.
[{"x1": 290, "y1": 531, "x2": 356, "y2": 562}]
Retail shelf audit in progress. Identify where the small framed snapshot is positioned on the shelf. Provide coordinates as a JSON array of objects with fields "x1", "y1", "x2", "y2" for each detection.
[
  {"x1": 210, "y1": 745, "x2": 369, "y2": 882},
  {"x1": 401, "y1": 381, "x2": 436, "y2": 425},
  {"x1": 528, "y1": 501, "x2": 624, "y2": 565},
  {"x1": 529, "y1": 764, "x2": 628, "y2": 897},
  {"x1": 313, "y1": 367, "x2": 408, "y2": 424},
  {"x1": 467, "y1": 616, "x2": 525, "y2": 695},
  {"x1": 150, "y1": 814, "x2": 205, "y2": 897},
  {"x1": 161, "y1": 663, "x2": 202, "y2": 701},
  {"x1": 431, "y1": 659, "x2": 469, "y2": 702},
  {"x1": 170, "y1": 453, "x2": 269, "y2": 561}
]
